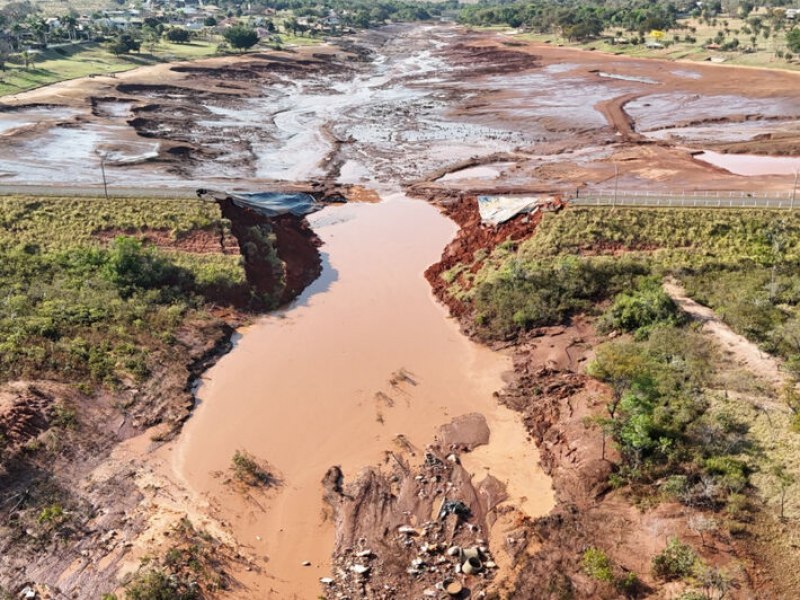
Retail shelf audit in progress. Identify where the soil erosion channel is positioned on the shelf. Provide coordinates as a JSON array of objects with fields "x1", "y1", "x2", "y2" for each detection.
[
  {"x1": 165, "y1": 26, "x2": 559, "y2": 597},
  {"x1": 173, "y1": 193, "x2": 553, "y2": 597}
]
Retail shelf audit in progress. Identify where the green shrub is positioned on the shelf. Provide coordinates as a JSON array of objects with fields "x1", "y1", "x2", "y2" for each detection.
[
  {"x1": 599, "y1": 278, "x2": 684, "y2": 338},
  {"x1": 651, "y1": 538, "x2": 697, "y2": 580},
  {"x1": 703, "y1": 456, "x2": 749, "y2": 493},
  {"x1": 582, "y1": 547, "x2": 614, "y2": 582},
  {"x1": 51, "y1": 403, "x2": 78, "y2": 429},
  {"x1": 37, "y1": 503, "x2": 65, "y2": 525},
  {"x1": 614, "y1": 572, "x2": 641, "y2": 597},
  {"x1": 473, "y1": 255, "x2": 648, "y2": 339},
  {"x1": 125, "y1": 569, "x2": 199, "y2": 600},
  {"x1": 231, "y1": 450, "x2": 272, "y2": 486},
  {"x1": 676, "y1": 593, "x2": 706, "y2": 600}
]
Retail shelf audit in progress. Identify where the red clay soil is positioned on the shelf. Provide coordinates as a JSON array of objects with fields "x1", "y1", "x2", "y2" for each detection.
[
  {"x1": 422, "y1": 195, "x2": 546, "y2": 318},
  {"x1": 217, "y1": 198, "x2": 322, "y2": 307},
  {"x1": 0, "y1": 316, "x2": 237, "y2": 596},
  {"x1": 94, "y1": 227, "x2": 240, "y2": 255}
]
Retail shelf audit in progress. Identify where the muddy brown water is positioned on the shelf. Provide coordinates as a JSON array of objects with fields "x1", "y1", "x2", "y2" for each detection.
[
  {"x1": 172, "y1": 191, "x2": 554, "y2": 597},
  {"x1": 695, "y1": 150, "x2": 800, "y2": 176}
]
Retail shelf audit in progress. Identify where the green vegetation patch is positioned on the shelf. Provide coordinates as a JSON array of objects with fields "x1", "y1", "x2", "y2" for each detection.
[
  {"x1": 0, "y1": 41, "x2": 220, "y2": 97},
  {"x1": 0, "y1": 195, "x2": 224, "y2": 248},
  {"x1": 651, "y1": 537, "x2": 698, "y2": 581},
  {"x1": 0, "y1": 195, "x2": 245, "y2": 388},
  {"x1": 119, "y1": 517, "x2": 230, "y2": 599},
  {"x1": 465, "y1": 208, "x2": 800, "y2": 341},
  {"x1": 456, "y1": 205, "x2": 798, "y2": 517}
]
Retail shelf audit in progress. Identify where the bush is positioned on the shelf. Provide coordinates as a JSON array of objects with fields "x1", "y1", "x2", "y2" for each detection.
[
  {"x1": 582, "y1": 547, "x2": 614, "y2": 582},
  {"x1": 125, "y1": 569, "x2": 199, "y2": 600},
  {"x1": 231, "y1": 450, "x2": 272, "y2": 486},
  {"x1": 703, "y1": 456, "x2": 748, "y2": 493},
  {"x1": 223, "y1": 26, "x2": 259, "y2": 51},
  {"x1": 108, "y1": 33, "x2": 140, "y2": 55},
  {"x1": 676, "y1": 593, "x2": 706, "y2": 600},
  {"x1": 166, "y1": 28, "x2": 191, "y2": 43},
  {"x1": 615, "y1": 572, "x2": 641, "y2": 597},
  {"x1": 599, "y1": 278, "x2": 684, "y2": 339},
  {"x1": 473, "y1": 255, "x2": 648, "y2": 339},
  {"x1": 651, "y1": 538, "x2": 697, "y2": 580}
]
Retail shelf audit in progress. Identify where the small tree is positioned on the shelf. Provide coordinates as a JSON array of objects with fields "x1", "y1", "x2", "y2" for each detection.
[
  {"x1": 651, "y1": 537, "x2": 697, "y2": 580},
  {"x1": 0, "y1": 39, "x2": 10, "y2": 71},
  {"x1": 688, "y1": 514, "x2": 717, "y2": 547},
  {"x1": 142, "y1": 26, "x2": 159, "y2": 53},
  {"x1": 166, "y1": 27, "x2": 190, "y2": 44},
  {"x1": 223, "y1": 25, "x2": 259, "y2": 51},
  {"x1": 108, "y1": 33, "x2": 140, "y2": 55},
  {"x1": 787, "y1": 28, "x2": 800, "y2": 54},
  {"x1": 582, "y1": 547, "x2": 614, "y2": 582},
  {"x1": 772, "y1": 464, "x2": 795, "y2": 520}
]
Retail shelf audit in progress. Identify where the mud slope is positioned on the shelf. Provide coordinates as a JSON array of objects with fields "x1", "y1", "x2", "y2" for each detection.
[{"x1": 216, "y1": 197, "x2": 323, "y2": 308}]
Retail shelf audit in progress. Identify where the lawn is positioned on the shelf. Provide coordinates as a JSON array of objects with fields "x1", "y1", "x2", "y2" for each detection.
[{"x1": 0, "y1": 39, "x2": 221, "y2": 97}]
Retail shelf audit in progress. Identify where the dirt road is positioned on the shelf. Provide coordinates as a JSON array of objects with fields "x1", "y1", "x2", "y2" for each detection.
[{"x1": 665, "y1": 279, "x2": 790, "y2": 394}]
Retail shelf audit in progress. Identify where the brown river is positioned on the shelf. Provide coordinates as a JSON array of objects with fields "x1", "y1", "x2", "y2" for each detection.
[{"x1": 172, "y1": 190, "x2": 554, "y2": 597}]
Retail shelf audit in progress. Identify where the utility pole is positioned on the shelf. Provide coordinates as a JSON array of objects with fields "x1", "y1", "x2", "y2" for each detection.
[
  {"x1": 792, "y1": 169, "x2": 798, "y2": 210},
  {"x1": 613, "y1": 162, "x2": 619, "y2": 208},
  {"x1": 97, "y1": 150, "x2": 109, "y2": 200}
]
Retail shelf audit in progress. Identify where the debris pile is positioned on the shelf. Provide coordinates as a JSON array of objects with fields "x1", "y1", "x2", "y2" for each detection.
[{"x1": 322, "y1": 417, "x2": 512, "y2": 599}]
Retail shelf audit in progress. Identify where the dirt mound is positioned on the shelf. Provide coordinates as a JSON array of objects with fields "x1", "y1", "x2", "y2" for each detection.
[
  {"x1": 437, "y1": 413, "x2": 490, "y2": 451},
  {"x1": 322, "y1": 433, "x2": 509, "y2": 599}
]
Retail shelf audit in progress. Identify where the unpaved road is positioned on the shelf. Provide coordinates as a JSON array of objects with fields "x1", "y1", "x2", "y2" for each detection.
[{"x1": 665, "y1": 279, "x2": 789, "y2": 393}]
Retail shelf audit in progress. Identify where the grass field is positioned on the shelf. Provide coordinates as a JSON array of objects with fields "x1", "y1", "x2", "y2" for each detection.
[
  {"x1": 0, "y1": 194, "x2": 245, "y2": 386},
  {"x1": 507, "y1": 14, "x2": 800, "y2": 72},
  {"x1": 0, "y1": 39, "x2": 221, "y2": 97}
]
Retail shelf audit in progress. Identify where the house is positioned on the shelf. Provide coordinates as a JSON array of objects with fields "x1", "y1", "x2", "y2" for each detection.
[
  {"x1": 185, "y1": 16, "x2": 207, "y2": 30},
  {"x1": 321, "y1": 11, "x2": 340, "y2": 27}
]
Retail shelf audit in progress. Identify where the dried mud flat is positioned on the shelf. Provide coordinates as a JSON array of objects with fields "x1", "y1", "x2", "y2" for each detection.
[{"x1": 1, "y1": 22, "x2": 800, "y2": 600}]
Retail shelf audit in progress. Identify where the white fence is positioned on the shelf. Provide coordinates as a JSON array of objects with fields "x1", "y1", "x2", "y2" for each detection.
[{"x1": 571, "y1": 189, "x2": 797, "y2": 210}]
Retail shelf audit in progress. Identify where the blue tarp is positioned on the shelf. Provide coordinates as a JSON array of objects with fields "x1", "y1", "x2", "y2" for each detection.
[{"x1": 229, "y1": 192, "x2": 323, "y2": 218}]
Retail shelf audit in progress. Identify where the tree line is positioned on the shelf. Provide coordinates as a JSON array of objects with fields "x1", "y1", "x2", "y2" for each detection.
[{"x1": 458, "y1": 0, "x2": 800, "y2": 46}]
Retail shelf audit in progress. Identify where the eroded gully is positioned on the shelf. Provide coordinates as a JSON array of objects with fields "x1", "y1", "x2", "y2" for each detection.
[{"x1": 169, "y1": 26, "x2": 555, "y2": 598}]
